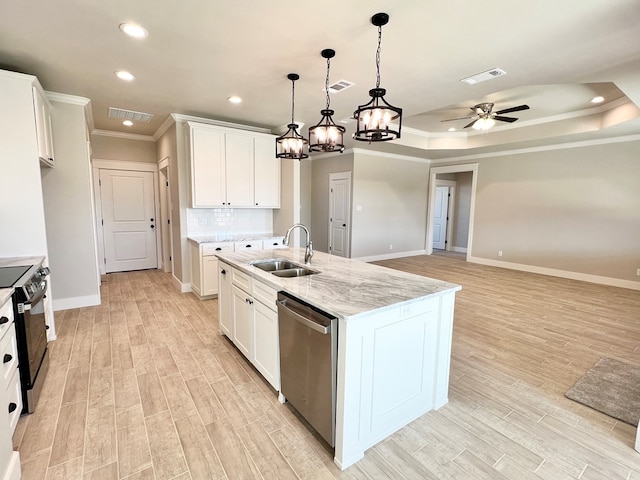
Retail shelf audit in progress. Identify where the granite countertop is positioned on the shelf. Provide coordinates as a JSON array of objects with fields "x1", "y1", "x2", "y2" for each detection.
[
  {"x1": 0, "y1": 256, "x2": 46, "y2": 268},
  {"x1": 0, "y1": 288, "x2": 13, "y2": 307},
  {"x1": 188, "y1": 233, "x2": 283, "y2": 245},
  {"x1": 216, "y1": 248, "x2": 461, "y2": 320}
]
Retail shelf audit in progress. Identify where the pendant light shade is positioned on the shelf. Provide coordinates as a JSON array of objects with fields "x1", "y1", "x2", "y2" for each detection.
[
  {"x1": 309, "y1": 49, "x2": 345, "y2": 153},
  {"x1": 276, "y1": 73, "x2": 309, "y2": 160},
  {"x1": 353, "y1": 12, "x2": 402, "y2": 142}
]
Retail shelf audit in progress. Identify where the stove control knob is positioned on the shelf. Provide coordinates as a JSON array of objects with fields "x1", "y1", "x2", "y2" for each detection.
[{"x1": 39, "y1": 267, "x2": 50, "y2": 276}]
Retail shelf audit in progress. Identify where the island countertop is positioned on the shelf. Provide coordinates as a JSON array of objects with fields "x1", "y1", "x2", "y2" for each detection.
[{"x1": 216, "y1": 247, "x2": 461, "y2": 319}]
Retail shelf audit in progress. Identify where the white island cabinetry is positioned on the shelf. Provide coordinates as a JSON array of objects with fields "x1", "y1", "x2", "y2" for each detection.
[
  {"x1": 219, "y1": 261, "x2": 280, "y2": 390},
  {"x1": 188, "y1": 122, "x2": 279, "y2": 208},
  {"x1": 215, "y1": 248, "x2": 460, "y2": 471}
]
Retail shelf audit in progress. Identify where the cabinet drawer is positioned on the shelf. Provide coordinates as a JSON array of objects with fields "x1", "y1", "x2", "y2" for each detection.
[
  {"x1": 232, "y1": 268, "x2": 252, "y2": 293},
  {"x1": 6, "y1": 367, "x2": 22, "y2": 435},
  {"x1": 202, "y1": 242, "x2": 234, "y2": 256},
  {"x1": 0, "y1": 323, "x2": 18, "y2": 387},
  {"x1": 234, "y1": 241, "x2": 262, "y2": 251},
  {"x1": 0, "y1": 299, "x2": 13, "y2": 342},
  {"x1": 252, "y1": 281, "x2": 278, "y2": 312}
]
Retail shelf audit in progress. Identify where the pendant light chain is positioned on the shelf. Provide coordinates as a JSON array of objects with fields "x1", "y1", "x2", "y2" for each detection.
[
  {"x1": 325, "y1": 56, "x2": 331, "y2": 110},
  {"x1": 290, "y1": 77, "x2": 296, "y2": 124},
  {"x1": 375, "y1": 25, "x2": 382, "y2": 89}
]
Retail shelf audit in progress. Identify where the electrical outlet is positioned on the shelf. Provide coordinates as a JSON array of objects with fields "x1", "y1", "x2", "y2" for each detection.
[
  {"x1": 637, "y1": 268, "x2": 640, "y2": 276},
  {"x1": 389, "y1": 244, "x2": 393, "y2": 250},
  {"x1": 498, "y1": 250, "x2": 503, "y2": 257}
]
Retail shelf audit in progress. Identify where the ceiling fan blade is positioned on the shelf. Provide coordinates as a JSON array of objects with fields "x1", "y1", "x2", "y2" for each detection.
[
  {"x1": 493, "y1": 115, "x2": 518, "y2": 123},
  {"x1": 440, "y1": 115, "x2": 475, "y2": 122},
  {"x1": 463, "y1": 119, "x2": 478, "y2": 129},
  {"x1": 495, "y1": 104, "x2": 530, "y2": 115}
]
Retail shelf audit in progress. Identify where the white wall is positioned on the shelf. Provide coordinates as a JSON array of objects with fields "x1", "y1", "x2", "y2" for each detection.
[{"x1": 42, "y1": 98, "x2": 100, "y2": 309}]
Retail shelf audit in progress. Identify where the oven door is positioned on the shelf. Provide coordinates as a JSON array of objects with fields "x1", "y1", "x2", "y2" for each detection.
[{"x1": 19, "y1": 285, "x2": 48, "y2": 389}]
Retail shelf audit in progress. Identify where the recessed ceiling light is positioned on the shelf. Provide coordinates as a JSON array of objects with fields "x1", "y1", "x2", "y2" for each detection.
[
  {"x1": 115, "y1": 70, "x2": 135, "y2": 81},
  {"x1": 447, "y1": 127, "x2": 456, "y2": 132},
  {"x1": 122, "y1": 120, "x2": 133, "y2": 127},
  {"x1": 119, "y1": 23, "x2": 148, "y2": 39},
  {"x1": 228, "y1": 96, "x2": 242, "y2": 104},
  {"x1": 591, "y1": 96, "x2": 605, "y2": 104}
]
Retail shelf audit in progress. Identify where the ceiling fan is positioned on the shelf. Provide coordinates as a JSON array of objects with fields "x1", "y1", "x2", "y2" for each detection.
[{"x1": 441, "y1": 102, "x2": 530, "y2": 130}]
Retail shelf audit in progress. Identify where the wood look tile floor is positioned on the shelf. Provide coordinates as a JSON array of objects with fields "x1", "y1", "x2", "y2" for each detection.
[{"x1": 13, "y1": 255, "x2": 640, "y2": 480}]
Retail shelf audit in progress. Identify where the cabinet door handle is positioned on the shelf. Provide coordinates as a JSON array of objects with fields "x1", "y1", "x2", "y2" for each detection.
[
  {"x1": 221, "y1": 269, "x2": 226, "y2": 275},
  {"x1": 0, "y1": 316, "x2": 8, "y2": 325},
  {"x1": 3, "y1": 354, "x2": 11, "y2": 364},
  {"x1": 246, "y1": 245, "x2": 251, "y2": 248},
  {"x1": 8, "y1": 402, "x2": 17, "y2": 413},
  {"x1": 215, "y1": 247, "x2": 222, "y2": 251}
]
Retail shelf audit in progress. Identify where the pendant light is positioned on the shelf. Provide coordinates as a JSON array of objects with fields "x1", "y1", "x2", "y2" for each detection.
[
  {"x1": 276, "y1": 73, "x2": 309, "y2": 160},
  {"x1": 353, "y1": 12, "x2": 402, "y2": 142},
  {"x1": 308, "y1": 49, "x2": 346, "y2": 153}
]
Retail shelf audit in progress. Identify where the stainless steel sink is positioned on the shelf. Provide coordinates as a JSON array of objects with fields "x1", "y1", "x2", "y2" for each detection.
[
  {"x1": 250, "y1": 258, "x2": 319, "y2": 277},
  {"x1": 272, "y1": 267, "x2": 318, "y2": 278},
  {"x1": 250, "y1": 259, "x2": 299, "y2": 272}
]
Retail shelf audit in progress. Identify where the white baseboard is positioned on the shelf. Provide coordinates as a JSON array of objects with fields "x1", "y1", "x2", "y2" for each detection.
[
  {"x1": 450, "y1": 247, "x2": 468, "y2": 253},
  {"x1": 468, "y1": 256, "x2": 640, "y2": 291},
  {"x1": 355, "y1": 250, "x2": 427, "y2": 263},
  {"x1": 52, "y1": 294, "x2": 101, "y2": 311},
  {"x1": 172, "y1": 274, "x2": 192, "y2": 293}
]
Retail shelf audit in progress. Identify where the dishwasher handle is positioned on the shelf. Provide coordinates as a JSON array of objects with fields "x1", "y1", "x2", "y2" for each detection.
[{"x1": 277, "y1": 299, "x2": 331, "y2": 335}]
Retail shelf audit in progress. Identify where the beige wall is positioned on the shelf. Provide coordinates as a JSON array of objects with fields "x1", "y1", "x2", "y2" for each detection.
[
  {"x1": 43, "y1": 100, "x2": 100, "y2": 306},
  {"x1": 466, "y1": 140, "x2": 640, "y2": 282},
  {"x1": 91, "y1": 134, "x2": 156, "y2": 163},
  {"x1": 156, "y1": 123, "x2": 183, "y2": 282},
  {"x1": 351, "y1": 154, "x2": 430, "y2": 258},
  {"x1": 310, "y1": 153, "x2": 354, "y2": 253}
]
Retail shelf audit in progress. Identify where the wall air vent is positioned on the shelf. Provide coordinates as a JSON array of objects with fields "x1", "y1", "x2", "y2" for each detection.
[
  {"x1": 108, "y1": 107, "x2": 154, "y2": 123},
  {"x1": 460, "y1": 68, "x2": 507, "y2": 85},
  {"x1": 328, "y1": 79, "x2": 354, "y2": 94}
]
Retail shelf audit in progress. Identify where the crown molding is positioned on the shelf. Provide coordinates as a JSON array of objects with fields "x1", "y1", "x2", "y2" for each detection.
[
  {"x1": 349, "y1": 147, "x2": 431, "y2": 163},
  {"x1": 429, "y1": 133, "x2": 640, "y2": 163},
  {"x1": 170, "y1": 113, "x2": 272, "y2": 134},
  {"x1": 45, "y1": 91, "x2": 90, "y2": 105},
  {"x1": 153, "y1": 114, "x2": 176, "y2": 140},
  {"x1": 91, "y1": 129, "x2": 156, "y2": 142}
]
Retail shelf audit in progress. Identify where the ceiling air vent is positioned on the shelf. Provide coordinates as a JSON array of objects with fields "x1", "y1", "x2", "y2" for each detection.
[
  {"x1": 328, "y1": 79, "x2": 354, "y2": 94},
  {"x1": 108, "y1": 107, "x2": 154, "y2": 123},
  {"x1": 460, "y1": 68, "x2": 507, "y2": 85}
]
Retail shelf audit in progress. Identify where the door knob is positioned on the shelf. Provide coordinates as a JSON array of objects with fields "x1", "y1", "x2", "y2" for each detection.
[
  {"x1": 343, "y1": 224, "x2": 346, "y2": 227},
  {"x1": 150, "y1": 218, "x2": 154, "y2": 221},
  {"x1": 150, "y1": 225, "x2": 155, "y2": 229}
]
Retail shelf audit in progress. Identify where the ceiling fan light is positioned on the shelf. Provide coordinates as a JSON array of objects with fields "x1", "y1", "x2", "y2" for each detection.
[
  {"x1": 353, "y1": 13, "x2": 403, "y2": 142},
  {"x1": 473, "y1": 117, "x2": 496, "y2": 131}
]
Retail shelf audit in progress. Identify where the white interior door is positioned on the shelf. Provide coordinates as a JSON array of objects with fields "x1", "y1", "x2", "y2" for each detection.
[
  {"x1": 100, "y1": 169, "x2": 158, "y2": 273},
  {"x1": 329, "y1": 172, "x2": 352, "y2": 257},
  {"x1": 433, "y1": 186, "x2": 450, "y2": 250}
]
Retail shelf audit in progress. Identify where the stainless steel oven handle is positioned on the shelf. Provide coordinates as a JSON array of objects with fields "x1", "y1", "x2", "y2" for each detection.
[{"x1": 277, "y1": 299, "x2": 330, "y2": 335}]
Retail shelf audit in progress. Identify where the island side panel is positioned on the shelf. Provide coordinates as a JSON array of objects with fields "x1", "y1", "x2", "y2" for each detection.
[{"x1": 334, "y1": 292, "x2": 457, "y2": 470}]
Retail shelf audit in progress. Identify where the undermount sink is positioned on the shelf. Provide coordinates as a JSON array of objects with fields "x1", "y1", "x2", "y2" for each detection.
[{"x1": 250, "y1": 258, "x2": 319, "y2": 277}]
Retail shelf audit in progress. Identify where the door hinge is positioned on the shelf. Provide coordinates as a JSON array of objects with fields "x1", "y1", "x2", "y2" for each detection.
[
  {"x1": 103, "y1": 257, "x2": 106, "y2": 264},
  {"x1": 166, "y1": 181, "x2": 169, "y2": 187},
  {"x1": 445, "y1": 240, "x2": 448, "y2": 244},
  {"x1": 169, "y1": 256, "x2": 172, "y2": 261},
  {"x1": 101, "y1": 219, "x2": 104, "y2": 225},
  {"x1": 448, "y1": 193, "x2": 451, "y2": 197},
  {"x1": 99, "y1": 179, "x2": 102, "y2": 186},
  {"x1": 168, "y1": 219, "x2": 170, "y2": 224}
]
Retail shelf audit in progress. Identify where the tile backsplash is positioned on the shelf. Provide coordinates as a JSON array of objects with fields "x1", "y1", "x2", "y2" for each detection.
[{"x1": 187, "y1": 208, "x2": 273, "y2": 237}]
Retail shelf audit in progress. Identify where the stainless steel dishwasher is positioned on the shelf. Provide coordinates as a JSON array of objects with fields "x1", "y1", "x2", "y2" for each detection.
[{"x1": 277, "y1": 292, "x2": 337, "y2": 447}]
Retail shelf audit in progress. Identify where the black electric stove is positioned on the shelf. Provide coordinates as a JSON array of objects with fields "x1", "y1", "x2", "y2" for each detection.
[{"x1": 0, "y1": 263, "x2": 50, "y2": 414}]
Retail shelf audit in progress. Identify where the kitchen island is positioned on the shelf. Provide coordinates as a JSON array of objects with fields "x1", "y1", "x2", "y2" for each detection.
[{"x1": 216, "y1": 247, "x2": 461, "y2": 470}]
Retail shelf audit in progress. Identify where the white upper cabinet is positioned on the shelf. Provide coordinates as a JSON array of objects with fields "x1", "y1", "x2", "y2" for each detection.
[
  {"x1": 33, "y1": 86, "x2": 55, "y2": 167},
  {"x1": 188, "y1": 122, "x2": 280, "y2": 208},
  {"x1": 189, "y1": 125, "x2": 226, "y2": 207},
  {"x1": 254, "y1": 136, "x2": 280, "y2": 208},
  {"x1": 225, "y1": 132, "x2": 254, "y2": 207}
]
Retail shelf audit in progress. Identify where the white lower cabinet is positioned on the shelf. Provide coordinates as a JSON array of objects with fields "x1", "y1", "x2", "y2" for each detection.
[
  {"x1": 218, "y1": 264, "x2": 233, "y2": 338},
  {"x1": 218, "y1": 262, "x2": 280, "y2": 391},
  {"x1": 191, "y1": 241, "x2": 234, "y2": 298}
]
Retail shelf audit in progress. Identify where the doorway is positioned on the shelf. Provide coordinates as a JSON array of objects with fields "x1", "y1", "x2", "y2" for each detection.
[
  {"x1": 426, "y1": 163, "x2": 478, "y2": 259},
  {"x1": 328, "y1": 171, "x2": 352, "y2": 257},
  {"x1": 93, "y1": 160, "x2": 161, "y2": 274},
  {"x1": 433, "y1": 180, "x2": 456, "y2": 251},
  {"x1": 158, "y1": 157, "x2": 173, "y2": 274}
]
